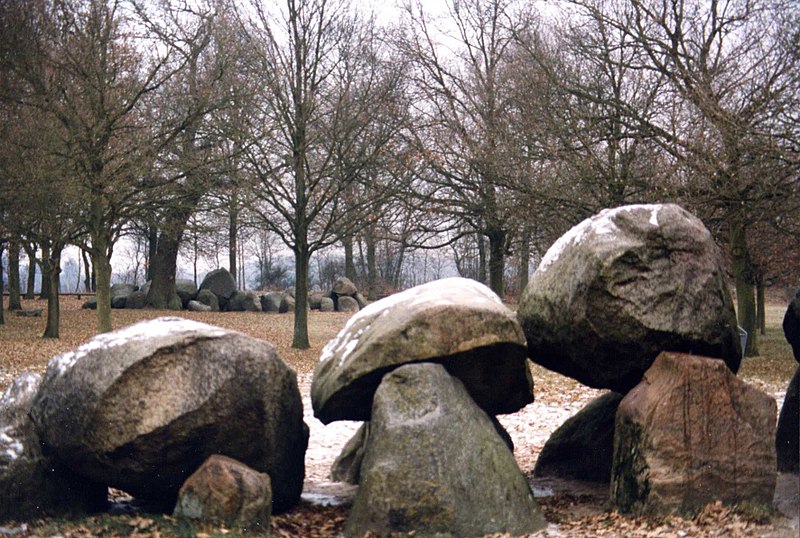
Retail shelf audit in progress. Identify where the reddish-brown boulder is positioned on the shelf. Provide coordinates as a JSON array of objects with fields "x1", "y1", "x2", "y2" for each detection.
[
  {"x1": 174, "y1": 455, "x2": 271, "y2": 531},
  {"x1": 611, "y1": 352, "x2": 776, "y2": 516}
]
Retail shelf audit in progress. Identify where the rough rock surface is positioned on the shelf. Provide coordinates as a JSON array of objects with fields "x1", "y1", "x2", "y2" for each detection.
[
  {"x1": 0, "y1": 373, "x2": 106, "y2": 521},
  {"x1": 345, "y1": 363, "x2": 546, "y2": 538},
  {"x1": 195, "y1": 289, "x2": 219, "y2": 312},
  {"x1": 175, "y1": 279, "x2": 198, "y2": 308},
  {"x1": 279, "y1": 295, "x2": 295, "y2": 314},
  {"x1": 229, "y1": 291, "x2": 262, "y2": 312},
  {"x1": 30, "y1": 317, "x2": 308, "y2": 513},
  {"x1": 309, "y1": 293, "x2": 325, "y2": 310},
  {"x1": 518, "y1": 204, "x2": 741, "y2": 393},
  {"x1": 110, "y1": 283, "x2": 136, "y2": 309},
  {"x1": 81, "y1": 297, "x2": 97, "y2": 310},
  {"x1": 784, "y1": 294, "x2": 800, "y2": 361},
  {"x1": 332, "y1": 277, "x2": 358, "y2": 297},
  {"x1": 331, "y1": 422, "x2": 370, "y2": 485},
  {"x1": 312, "y1": 277, "x2": 533, "y2": 424},
  {"x1": 319, "y1": 297, "x2": 335, "y2": 312},
  {"x1": 534, "y1": 391, "x2": 623, "y2": 483},
  {"x1": 174, "y1": 455, "x2": 271, "y2": 532},
  {"x1": 776, "y1": 365, "x2": 799, "y2": 473},
  {"x1": 187, "y1": 300, "x2": 212, "y2": 312},
  {"x1": 261, "y1": 292, "x2": 283, "y2": 313},
  {"x1": 125, "y1": 290, "x2": 147, "y2": 310},
  {"x1": 199, "y1": 269, "x2": 237, "y2": 307},
  {"x1": 336, "y1": 295, "x2": 360, "y2": 313},
  {"x1": 611, "y1": 352, "x2": 776, "y2": 516}
]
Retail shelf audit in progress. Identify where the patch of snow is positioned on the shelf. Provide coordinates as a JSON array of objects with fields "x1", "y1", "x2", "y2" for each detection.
[
  {"x1": 0, "y1": 426, "x2": 23, "y2": 462},
  {"x1": 300, "y1": 492, "x2": 350, "y2": 507},
  {"x1": 533, "y1": 485, "x2": 555, "y2": 497},
  {"x1": 47, "y1": 317, "x2": 227, "y2": 376},
  {"x1": 319, "y1": 278, "x2": 504, "y2": 364},
  {"x1": 537, "y1": 204, "x2": 666, "y2": 273}
]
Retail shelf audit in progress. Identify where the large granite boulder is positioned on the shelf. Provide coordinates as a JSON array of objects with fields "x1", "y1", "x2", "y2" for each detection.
[
  {"x1": 331, "y1": 423, "x2": 370, "y2": 485},
  {"x1": 195, "y1": 289, "x2": 219, "y2": 312},
  {"x1": 336, "y1": 295, "x2": 359, "y2": 313},
  {"x1": 110, "y1": 283, "x2": 137, "y2": 309},
  {"x1": 199, "y1": 269, "x2": 237, "y2": 309},
  {"x1": 784, "y1": 294, "x2": 800, "y2": 361},
  {"x1": 125, "y1": 290, "x2": 147, "y2": 310},
  {"x1": 345, "y1": 363, "x2": 545, "y2": 538},
  {"x1": 611, "y1": 352, "x2": 776, "y2": 516},
  {"x1": 776, "y1": 365, "x2": 799, "y2": 473},
  {"x1": 534, "y1": 392, "x2": 623, "y2": 483},
  {"x1": 261, "y1": 292, "x2": 283, "y2": 313},
  {"x1": 279, "y1": 295, "x2": 295, "y2": 314},
  {"x1": 174, "y1": 455, "x2": 271, "y2": 532},
  {"x1": 332, "y1": 277, "x2": 358, "y2": 297},
  {"x1": 229, "y1": 291, "x2": 263, "y2": 312},
  {"x1": 187, "y1": 300, "x2": 212, "y2": 312},
  {"x1": 319, "y1": 297, "x2": 335, "y2": 312},
  {"x1": 30, "y1": 317, "x2": 308, "y2": 513},
  {"x1": 175, "y1": 279, "x2": 198, "y2": 308},
  {"x1": 0, "y1": 373, "x2": 106, "y2": 521},
  {"x1": 519, "y1": 204, "x2": 741, "y2": 393},
  {"x1": 312, "y1": 277, "x2": 534, "y2": 424}
]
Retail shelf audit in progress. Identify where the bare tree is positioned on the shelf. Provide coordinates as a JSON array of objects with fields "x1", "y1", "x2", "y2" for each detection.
[{"x1": 241, "y1": 0, "x2": 406, "y2": 348}]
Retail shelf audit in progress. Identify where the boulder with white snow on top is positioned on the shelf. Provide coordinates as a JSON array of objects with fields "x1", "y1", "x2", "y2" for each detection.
[
  {"x1": 0, "y1": 373, "x2": 106, "y2": 522},
  {"x1": 518, "y1": 203, "x2": 741, "y2": 393},
  {"x1": 312, "y1": 277, "x2": 533, "y2": 424},
  {"x1": 29, "y1": 317, "x2": 308, "y2": 513}
]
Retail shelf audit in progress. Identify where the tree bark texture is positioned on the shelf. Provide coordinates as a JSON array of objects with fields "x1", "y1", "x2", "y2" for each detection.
[
  {"x1": 487, "y1": 228, "x2": 506, "y2": 298},
  {"x1": 8, "y1": 242, "x2": 21, "y2": 310},
  {"x1": 39, "y1": 244, "x2": 51, "y2": 300},
  {"x1": 24, "y1": 243, "x2": 36, "y2": 299},
  {"x1": 292, "y1": 243, "x2": 311, "y2": 349},
  {"x1": 0, "y1": 242, "x2": 5, "y2": 325},
  {"x1": 731, "y1": 224, "x2": 758, "y2": 356},
  {"x1": 92, "y1": 243, "x2": 113, "y2": 334},
  {"x1": 343, "y1": 235, "x2": 357, "y2": 283},
  {"x1": 43, "y1": 247, "x2": 62, "y2": 338}
]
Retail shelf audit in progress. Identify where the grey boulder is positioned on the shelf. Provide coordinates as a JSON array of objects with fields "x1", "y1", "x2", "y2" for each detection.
[
  {"x1": 110, "y1": 283, "x2": 136, "y2": 309},
  {"x1": 312, "y1": 277, "x2": 533, "y2": 423},
  {"x1": 187, "y1": 300, "x2": 212, "y2": 312},
  {"x1": 534, "y1": 392, "x2": 623, "y2": 483},
  {"x1": 345, "y1": 363, "x2": 546, "y2": 538},
  {"x1": 279, "y1": 295, "x2": 295, "y2": 313},
  {"x1": 331, "y1": 423, "x2": 370, "y2": 484},
  {"x1": 125, "y1": 290, "x2": 147, "y2": 310},
  {"x1": 319, "y1": 297, "x2": 335, "y2": 312},
  {"x1": 518, "y1": 204, "x2": 741, "y2": 393},
  {"x1": 199, "y1": 269, "x2": 237, "y2": 308},
  {"x1": 332, "y1": 277, "x2": 358, "y2": 297},
  {"x1": 195, "y1": 289, "x2": 219, "y2": 312},
  {"x1": 175, "y1": 279, "x2": 198, "y2": 308},
  {"x1": 261, "y1": 292, "x2": 283, "y2": 313},
  {"x1": 30, "y1": 317, "x2": 308, "y2": 513},
  {"x1": 229, "y1": 291, "x2": 263, "y2": 312},
  {"x1": 0, "y1": 373, "x2": 106, "y2": 521},
  {"x1": 336, "y1": 295, "x2": 360, "y2": 313}
]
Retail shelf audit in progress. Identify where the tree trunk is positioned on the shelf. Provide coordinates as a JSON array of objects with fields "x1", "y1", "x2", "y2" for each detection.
[
  {"x1": 518, "y1": 235, "x2": 530, "y2": 299},
  {"x1": 343, "y1": 235, "x2": 357, "y2": 283},
  {"x1": 229, "y1": 196, "x2": 238, "y2": 283},
  {"x1": 730, "y1": 223, "x2": 758, "y2": 356},
  {"x1": 487, "y1": 228, "x2": 506, "y2": 298},
  {"x1": 756, "y1": 274, "x2": 766, "y2": 336},
  {"x1": 24, "y1": 243, "x2": 36, "y2": 299},
  {"x1": 92, "y1": 243, "x2": 113, "y2": 334},
  {"x1": 82, "y1": 249, "x2": 93, "y2": 293},
  {"x1": 0, "y1": 241, "x2": 5, "y2": 325},
  {"x1": 292, "y1": 242, "x2": 311, "y2": 349},
  {"x1": 146, "y1": 232, "x2": 182, "y2": 309},
  {"x1": 43, "y1": 247, "x2": 62, "y2": 338},
  {"x1": 39, "y1": 244, "x2": 51, "y2": 300},
  {"x1": 477, "y1": 233, "x2": 487, "y2": 284},
  {"x1": 147, "y1": 226, "x2": 158, "y2": 282},
  {"x1": 366, "y1": 229, "x2": 377, "y2": 300},
  {"x1": 8, "y1": 242, "x2": 21, "y2": 310}
]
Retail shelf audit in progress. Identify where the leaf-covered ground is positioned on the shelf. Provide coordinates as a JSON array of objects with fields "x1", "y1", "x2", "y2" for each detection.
[{"x1": 0, "y1": 296, "x2": 797, "y2": 537}]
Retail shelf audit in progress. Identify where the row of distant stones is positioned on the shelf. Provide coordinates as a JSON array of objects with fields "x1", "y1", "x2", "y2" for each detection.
[
  {"x1": 82, "y1": 270, "x2": 366, "y2": 314},
  {"x1": 1, "y1": 203, "x2": 797, "y2": 536}
]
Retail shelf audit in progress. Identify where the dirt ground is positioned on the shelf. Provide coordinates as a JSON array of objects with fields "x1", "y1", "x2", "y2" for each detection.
[{"x1": 0, "y1": 297, "x2": 797, "y2": 537}]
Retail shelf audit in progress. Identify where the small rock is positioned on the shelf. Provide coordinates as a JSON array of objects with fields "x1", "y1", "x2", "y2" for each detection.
[
  {"x1": 319, "y1": 297, "x2": 335, "y2": 312},
  {"x1": 336, "y1": 295, "x2": 359, "y2": 313},
  {"x1": 186, "y1": 300, "x2": 212, "y2": 312},
  {"x1": 331, "y1": 423, "x2": 370, "y2": 484},
  {"x1": 261, "y1": 292, "x2": 283, "y2": 313},
  {"x1": 174, "y1": 455, "x2": 271, "y2": 532},
  {"x1": 195, "y1": 289, "x2": 219, "y2": 312},
  {"x1": 279, "y1": 295, "x2": 295, "y2": 314}
]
